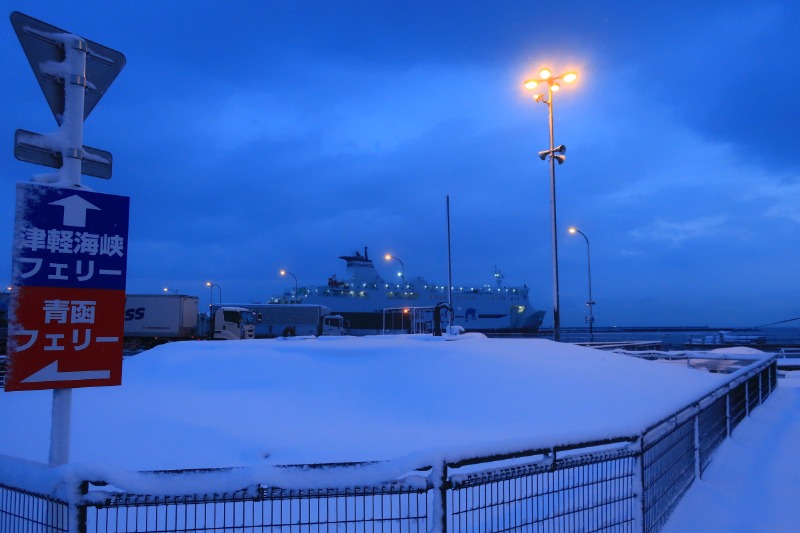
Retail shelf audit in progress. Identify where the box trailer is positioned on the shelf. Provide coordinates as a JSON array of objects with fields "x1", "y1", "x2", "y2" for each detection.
[{"x1": 124, "y1": 294, "x2": 199, "y2": 347}]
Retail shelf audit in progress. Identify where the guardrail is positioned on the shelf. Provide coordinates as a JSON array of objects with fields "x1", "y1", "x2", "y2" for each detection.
[{"x1": 0, "y1": 356, "x2": 778, "y2": 533}]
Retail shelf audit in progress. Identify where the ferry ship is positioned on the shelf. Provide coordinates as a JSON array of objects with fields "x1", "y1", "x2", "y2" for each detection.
[{"x1": 272, "y1": 247, "x2": 546, "y2": 335}]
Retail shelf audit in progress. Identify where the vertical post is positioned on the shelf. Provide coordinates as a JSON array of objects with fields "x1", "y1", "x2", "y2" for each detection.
[
  {"x1": 726, "y1": 387, "x2": 731, "y2": 438},
  {"x1": 49, "y1": 389, "x2": 72, "y2": 466},
  {"x1": 59, "y1": 36, "x2": 88, "y2": 188},
  {"x1": 77, "y1": 480, "x2": 89, "y2": 533},
  {"x1": 437, "y1": 461, "x2": 449, "y2": 533},
  {"x1": 745, "y1": 379, "x2": 750, "y2": 417},
  {"x1": 693, "y1": 411, "x2": 701, "y2": 480},
  {"x1": 547, "y1": 84, "x2": 561, "y2": 342},
  {"x1": 49, "y1": 34, "x2": 88, "y2": 467},
  {"x1": 446, "y1": 196, "x2": 453, "y2": 329},
  {"x1": 584, "y1": 236, "x2": 594, "y2": 342},
  {"x1": 570, "y1": 229, "x2": 594, "y2": 342}
]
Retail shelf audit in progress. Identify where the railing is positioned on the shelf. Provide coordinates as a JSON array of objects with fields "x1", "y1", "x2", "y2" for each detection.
[
  {"x1": 445, "y1": 439, "x2": 639, "y2": 532},
  {"x1": 0, "y1": 483, "x2": 69, "y2": 532},
  {"x1": 82, "y1": 483, "x2": 432, "y2": 532},
  {"x1": 0, "y1": 357, "x2": 778, "y2": 533}
]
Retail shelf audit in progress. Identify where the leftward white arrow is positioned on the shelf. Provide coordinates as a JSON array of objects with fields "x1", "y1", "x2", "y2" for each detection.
[
  {"x1": 21, "y1": 361, "x2": 111, "y2": 383},
  {"x1": 49, "y1": 195, "x2": 100, "y2": 227}
]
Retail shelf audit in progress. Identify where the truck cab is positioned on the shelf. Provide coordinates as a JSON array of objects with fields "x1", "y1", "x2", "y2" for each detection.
[
  {"x1": 211, "y1": 306, "x2": 258, "y2": 340},
  {"x1": 321, "y1": 314, "x2": 345, "y2": 336}
]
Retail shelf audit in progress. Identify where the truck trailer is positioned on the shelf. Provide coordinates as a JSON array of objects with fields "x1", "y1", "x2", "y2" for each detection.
[{"x1": 124, "y1": 294, "x2": 199, "y2": 348}]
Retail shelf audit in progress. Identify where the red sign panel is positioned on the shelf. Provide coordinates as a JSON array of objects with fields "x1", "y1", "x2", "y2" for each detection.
[{"x1": 4, "y1": 287, "x2": 125, "y2": 391}]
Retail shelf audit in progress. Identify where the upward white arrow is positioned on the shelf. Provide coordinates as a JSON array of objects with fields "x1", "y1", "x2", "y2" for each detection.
[{"x1": 49, "y1": 195, "x2": 100, "y2": 227}]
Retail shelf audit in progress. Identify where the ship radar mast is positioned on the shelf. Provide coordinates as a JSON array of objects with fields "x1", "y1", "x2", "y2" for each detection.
[{"x1": 494, "y1": 266, "x2": 505, "y2": 288}]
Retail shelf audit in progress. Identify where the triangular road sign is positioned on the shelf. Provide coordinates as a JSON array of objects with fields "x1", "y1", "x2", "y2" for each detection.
[{"x1": 10, "y1": 11, "x2": 126, "y2": 125}]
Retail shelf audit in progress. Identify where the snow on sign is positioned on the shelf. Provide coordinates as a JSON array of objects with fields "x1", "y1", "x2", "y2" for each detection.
[{"x1": 4, "y1": 182, "x2": 129, "y2": 392}]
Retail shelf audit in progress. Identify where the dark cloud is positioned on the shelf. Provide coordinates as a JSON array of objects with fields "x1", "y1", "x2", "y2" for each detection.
[{"x1": 2, "y1": 1, "x2": 798, "y2": 327}]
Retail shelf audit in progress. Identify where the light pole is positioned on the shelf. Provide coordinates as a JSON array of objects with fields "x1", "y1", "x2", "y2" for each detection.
[
  {"x1": 524, "y1": 68, "x2": 578, "y2": 341},
  {"x1": 569, "y1": 227, "x2": 596, "y2": 342},
  {"x1": 163, "y1": 287, "x2": 178, "y2": 294},
  {"x1": 205, "y1": 281, "x2": 221, "y2": 313},
  {"x1": 385, "y1": 254, "x2": 405, "y2": 284},
  {"x1": 280, "y1": 270, "x2": 298, "y2": 303}
]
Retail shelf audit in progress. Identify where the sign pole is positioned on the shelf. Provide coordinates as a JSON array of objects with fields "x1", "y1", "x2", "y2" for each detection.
[
  {"x1": 48, "y1": 33, "x2": 88, "y2": 467},
  {"x1": 7, "y1": 12, "x2": 128, "y2": 470},
  {"x1": 59, "y1": 34, "x2": 88, "y2": 189},
  {"x1": 49, "y1": 389, "x2": 72, "y2": 465}
]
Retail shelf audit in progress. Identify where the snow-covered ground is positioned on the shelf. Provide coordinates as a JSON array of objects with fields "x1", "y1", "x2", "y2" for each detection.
[
  {"x1": 2, "y1": 334, "x2": 732, "y2": 490},
  {"x1": 2, "y1": 333, "x2": 796, "y2": 532},
  {"x1": 663, "y1": 370, "x2": 800, "y2": 533}
]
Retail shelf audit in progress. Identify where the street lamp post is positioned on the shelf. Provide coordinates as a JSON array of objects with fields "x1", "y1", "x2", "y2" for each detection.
[
  {"x1": 569, "y1": 227, "x2": 595, "y2": 342},
  {"x1": 205, "y1": 281, "x2": 221, "y2": 313},
  {"x1": 524, "y1": 68, "x2": 578, "y2": 341},
  {"x1": 384, "y1": 254, "x2": 405, "y2": 285},
  {"x1": 280, "y1": 270, "x2": 298, "y2": 303}
]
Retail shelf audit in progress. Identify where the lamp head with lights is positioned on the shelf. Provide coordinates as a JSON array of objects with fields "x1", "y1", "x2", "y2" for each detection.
[{"x1": 523, "y1": 70, "x2": 578, "y2": 94}]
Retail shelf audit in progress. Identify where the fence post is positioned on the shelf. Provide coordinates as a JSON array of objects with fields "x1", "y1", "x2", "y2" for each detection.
[
  {"x1": 430, "y1": 461, "x2": 448, "y2": 533},
  {"x1": 637, "y1": 436, "x2": 647, "y2": 533},
  {"x1": 726, "y1": 387, "x2": 731, "y2": 438},
  {"x1": 745, "y1": 379, "x2": 750, "y2": 418},
  {"x1": 693, "y1": 410, "x2": 701, "y2": 480},
  {"x1": 76, "y1": 480, "x2": 88, "y2": 533}
]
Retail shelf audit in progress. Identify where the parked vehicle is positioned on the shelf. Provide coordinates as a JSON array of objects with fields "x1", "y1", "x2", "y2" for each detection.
[
  {"x1": 125, "y1": 295, "x2": 258, "y2": 347},
  {"x1": 224, "y1": 303, "x2": 345, "y2": 338},
  {"x1": 124, "y1": 294, "x2": 200, "y2": 348},
  {"x1": 209, "y1": 304, "x2": 259, "y2": 340}
]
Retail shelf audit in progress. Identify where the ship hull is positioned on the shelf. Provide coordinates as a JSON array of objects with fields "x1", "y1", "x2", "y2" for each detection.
[{"x1": 277, "y1": 248, "x2": 546, "y2": 335}]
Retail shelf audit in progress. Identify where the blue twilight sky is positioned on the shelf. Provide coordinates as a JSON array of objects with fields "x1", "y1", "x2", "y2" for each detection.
[{"x1": 1, "y1": 1, "x2": 798, "y2": 328}]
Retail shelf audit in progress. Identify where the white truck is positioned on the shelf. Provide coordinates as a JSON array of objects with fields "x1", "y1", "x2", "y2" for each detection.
[
  {"x1": 209, "y1": 304, "x2": 259, "y2": 340},
  {"x1": 125, "y1": 295, "x2": 258, "y2": 347},
  {"x1": 124, "y1": 294, "x2": 200, "y2": 348},
  {"x1": 226, "y1": 303, "x2": 345, "y2": 338}
]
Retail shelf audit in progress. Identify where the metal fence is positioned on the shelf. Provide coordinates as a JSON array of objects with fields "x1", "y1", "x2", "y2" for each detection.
[
  {"x1": 0, "y1": 357, "x2": 778, "y2": 533},
  {"x1": 0, "y1": 483, "x2": 69, "y2": 533},
  {"x1": 446, "y1": 440, "x2": 639, "y2": 532},
  {"x1": 82, "y1": 483, "x2": 432, "y2": 533}
]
